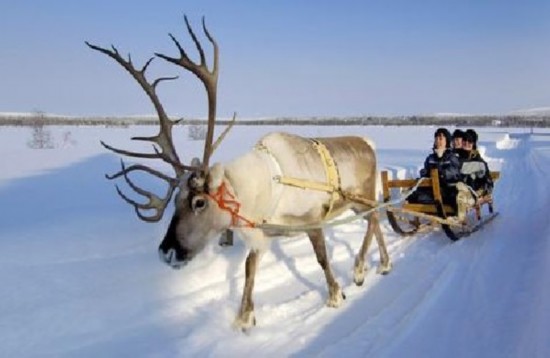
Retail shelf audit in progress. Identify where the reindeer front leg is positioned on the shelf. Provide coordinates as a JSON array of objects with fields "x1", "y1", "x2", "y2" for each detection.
[{"x1": 233, "y1": 249, "x2": 260, "y2": 331}]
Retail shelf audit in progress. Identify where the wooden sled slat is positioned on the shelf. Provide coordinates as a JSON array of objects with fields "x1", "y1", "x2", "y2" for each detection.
[{"x1": 402, "y1": 203, "x2": 455, "y2": 215}]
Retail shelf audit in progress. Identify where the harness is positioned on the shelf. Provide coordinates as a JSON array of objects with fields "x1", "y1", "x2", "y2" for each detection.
[
  {"x1": 207, "y1": 138, "x2": 343, "y2": 228},
  {"x1": 272, "y1": 139, "x2": 341, "y2": 219},
  {"x1": 206, "y1": 138, "x2": 421, "y2": 232}
]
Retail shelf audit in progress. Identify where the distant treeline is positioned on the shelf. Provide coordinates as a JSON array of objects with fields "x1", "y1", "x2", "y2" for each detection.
[{"x1": 1, "y1": 114, "x2": 549, "y2": 127}]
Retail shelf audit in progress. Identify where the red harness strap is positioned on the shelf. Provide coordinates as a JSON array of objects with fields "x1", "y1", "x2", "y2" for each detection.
[{"x1": 207, "y1": 182, "x2": 256, "y2": 228}]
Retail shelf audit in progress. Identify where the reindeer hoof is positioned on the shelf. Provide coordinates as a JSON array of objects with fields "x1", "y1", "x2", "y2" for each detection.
[
  {"x1": 376, "y1": 261, "x2": 393, "y2": 275},
  {"x1": 232, "y1": 311, "x2": 256, "y2": 332},
  {"x1": 353, "y1": 259, "x2": 367, "y2": 286},
  {"x1": 353, "y1": 268, "x2": 365, "y2": 286},
  {"x1": 218, "y1": 230, "x2": 234, "y2": 247},
  {"x1": 327, "y1": 288, "x2": 344, "y2": 308}
]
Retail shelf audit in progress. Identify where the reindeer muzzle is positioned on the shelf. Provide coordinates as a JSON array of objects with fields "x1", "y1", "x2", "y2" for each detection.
[{"x1": 158, "y1": 248, "x2": 188, "y2": 269}]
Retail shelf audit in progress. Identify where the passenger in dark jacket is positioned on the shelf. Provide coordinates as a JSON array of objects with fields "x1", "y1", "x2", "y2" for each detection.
[
  {"x1": 419, "y1": 128, "x2": 461, "y2": 184},
  {"x1": 460, "y1": 129, "x2": 493, "y2": 194},
  {"x1": 408, "y1": 128, "x2": 461, "y2": 207}
]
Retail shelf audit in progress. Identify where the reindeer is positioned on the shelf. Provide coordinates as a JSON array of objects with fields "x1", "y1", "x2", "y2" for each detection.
[{"x1": 87, "y1": 16, "x2": 392, "y2": 331}]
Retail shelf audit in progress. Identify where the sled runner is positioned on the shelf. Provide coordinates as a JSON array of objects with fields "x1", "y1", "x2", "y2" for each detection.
[{"x1": 381, "y1": 169, "x2": 500, "y2": 241}]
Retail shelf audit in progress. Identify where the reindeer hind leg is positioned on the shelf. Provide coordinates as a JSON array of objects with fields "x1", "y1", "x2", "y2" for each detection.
[
  {"x1": 306, "y1": 229, "x2": 344, "y2": 308},
  {"x1": 372, "y1": 212, "x2": 392, "y2": 275},
  {"x1": 353, "y1": 212, "x2": 376, "y2": 286},
  {"x1": 354, "y1": 211, "x2": 392, "y2": 286}
]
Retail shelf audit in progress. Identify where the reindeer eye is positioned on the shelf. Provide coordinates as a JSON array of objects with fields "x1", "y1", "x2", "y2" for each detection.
[{"x1": 191, "y1": 195, "x2": 208, "y2": 213}]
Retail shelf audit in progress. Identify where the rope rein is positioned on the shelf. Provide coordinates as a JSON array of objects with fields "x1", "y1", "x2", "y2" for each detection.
[
  {"x1": 208, "y1": 175, "x2": 427, "y2": 232},
  {"x1": 257, "y1": 177, "x2": 427, "y2": 232}
]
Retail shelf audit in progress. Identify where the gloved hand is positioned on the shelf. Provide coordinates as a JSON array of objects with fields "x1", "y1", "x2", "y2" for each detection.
[{"x1": 456, "y1": 182, "x2": 468, "y2": 191}]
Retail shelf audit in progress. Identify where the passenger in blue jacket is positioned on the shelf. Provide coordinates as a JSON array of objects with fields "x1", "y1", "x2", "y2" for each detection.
[
  {"x1": 409, "y1": 128, "x2": 461, "y2": 207},
  {"x1": 420, "y1": 128, "x2": 461, "y2": 183}
]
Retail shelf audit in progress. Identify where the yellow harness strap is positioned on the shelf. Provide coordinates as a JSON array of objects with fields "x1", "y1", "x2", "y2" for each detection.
[{"x1": 276, "y1": 139, "x2": 341, "y2": 218}]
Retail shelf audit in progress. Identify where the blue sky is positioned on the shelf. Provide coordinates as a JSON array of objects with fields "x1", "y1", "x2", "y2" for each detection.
[{"x1": 1, "y1": 0, "x2": 549, "y2": 117}]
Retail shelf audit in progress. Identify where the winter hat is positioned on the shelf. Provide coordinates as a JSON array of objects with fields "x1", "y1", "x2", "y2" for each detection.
[
  {"x1": 452, "y1": 129, "x2": 465, "y2": 139},
  {"x1": 464, "y1": 129, "x2": 478, "y2": 149},
  {"x1": 434, "y1": 127, "x2": 451, "y2": 148}
]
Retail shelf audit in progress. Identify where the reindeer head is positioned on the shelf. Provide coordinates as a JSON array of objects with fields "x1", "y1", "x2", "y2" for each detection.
[
  {"x1": 160, "y1": 162, "x2": 237, "y2": 267},
  {"x1": 87, "y1": 16, "x2": 235, "y2": 268}
]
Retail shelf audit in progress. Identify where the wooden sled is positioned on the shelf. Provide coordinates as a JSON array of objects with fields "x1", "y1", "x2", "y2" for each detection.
[{"x1": 381, "y1": 169, "x2": 500, "y2": 241}]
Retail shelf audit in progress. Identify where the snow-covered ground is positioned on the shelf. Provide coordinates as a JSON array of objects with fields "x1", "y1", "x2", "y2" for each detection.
[{"x1": 0, "y1": 124, "x2": 548, "y2": 357}]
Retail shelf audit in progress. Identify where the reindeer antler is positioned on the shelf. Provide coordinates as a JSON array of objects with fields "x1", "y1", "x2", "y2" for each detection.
[
  {"x1": 86, "y1": 15, "x2": 233, "y2": 222},
  {"x1": 154, "y1": 16, "x2": 219, "y2": 171}
]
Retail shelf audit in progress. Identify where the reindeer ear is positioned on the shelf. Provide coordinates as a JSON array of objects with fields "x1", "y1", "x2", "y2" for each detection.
[
  {"x1": 208, "y1": 163, "x2": 225, "y2": 190},
  {"x1": 191, "y1": 157, "x2": 201, "y2": 167}
]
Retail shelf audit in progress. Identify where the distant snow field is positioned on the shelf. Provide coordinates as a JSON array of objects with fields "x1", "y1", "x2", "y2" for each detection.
[{"x1": 0, "y1": 124, "x2": 548, "y2": 357}]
